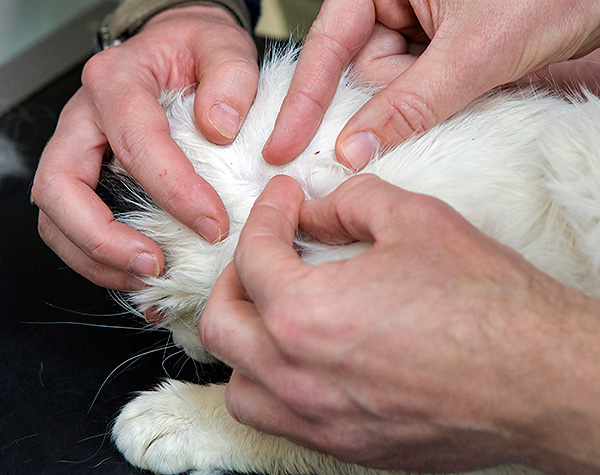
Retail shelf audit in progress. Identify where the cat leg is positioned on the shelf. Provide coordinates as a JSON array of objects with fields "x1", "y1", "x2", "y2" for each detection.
[
  {"x1": 112, "y1": 380, "x2": 392, "y2": 475},
  {"x1": 113, "y1": 380, "x2": 543, "y2": 475}
]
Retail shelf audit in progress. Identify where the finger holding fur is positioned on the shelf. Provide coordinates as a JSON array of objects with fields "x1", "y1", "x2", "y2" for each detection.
[
  {"x1": 201, "y1": 266, "x2": 287, "y2": 382},
  {"x1": 191, "y1": 14, "x2": 259, "y2": 145},
  {"x1": 37, "y1": 212, "x2": 146, "y2": 290},
  {"x1": 262, "y1": 0, "x2": 376, "y2": 165},
  {"x1": 233, "y1": 176, "x2": 308, "y2": 307},
  {"x1": 299, "y1": 174, "x2": 405, "y2": 245}
]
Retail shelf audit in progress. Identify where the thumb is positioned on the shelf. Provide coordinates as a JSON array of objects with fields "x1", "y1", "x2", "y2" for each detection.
[
  {"x1": 335, "y1": 36, "x2": 498, "y2": 170},
  {"x1": 299, "y1": 174, "x2": 409, "y2": 244}
]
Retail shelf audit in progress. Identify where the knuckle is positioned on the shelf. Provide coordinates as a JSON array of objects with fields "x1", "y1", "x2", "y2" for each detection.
[
  {"x1": 292, "y1": 88, "x2": 328, "y2": 118},
  {"x1": 405, "y1": 193, "x2": 458, "y2": 235},
  {"x1": 198, "y1": 303, "x2": 218, "y2": 354},
  {"x1": 36, "y1": 213, "x2": 52, "y2": 242},
  {"x1": 265, "y1": 273, "x2": 336, "y2": 359},
  {"x1": 113, "y1": 122, "x2": 152, "y2": 173},
  {"x1": 205, "y1": 55, "x2": 259, "y2": 98},
  {"x1": 220, "y1": 56, "x2": 259, "y2": 86},
  {"x1": 83, "y1": 229, "x2": 112, "y2": 264},
  {"x1": 384, "y1": 90, "x2": 437, "y2": 139},
  {"x1": 335, "y1": 174, "x2": 383, "y2": 211},
  {"x1": 334, "y1": 174, "x2": 389, "y2": 227},
  {"x1": 31, "y1": 167, "x2": 60, "y2": 211},
  {"x1": 267, "y1": 305, "x2": 306, "y2": 356},
  {"x1": 309, "y1": 27, "x2": 353, "y2": 68},
  {"x1": 111, "y1": 102, "x2": 169, "y2": 174},
  {"x1": 86, "y1": 260, "x2": 108, "y2": 287},
  {"x1": 278, "y1": 380, "x2": 323, "y2": 418},
  {"x1": 160, "y1": 179, "x2": 190, "y2": 216},
  {"x1": 81, "y1": 51, "x2": 113, "y2": 91},
  {"x1": 30, "y1": 177, "x2": 45, "y2": 210}
]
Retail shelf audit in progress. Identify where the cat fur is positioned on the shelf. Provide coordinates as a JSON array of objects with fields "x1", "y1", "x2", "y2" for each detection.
[{"x1": 109, "y1": 45, "x2": 600, "y2": 475}]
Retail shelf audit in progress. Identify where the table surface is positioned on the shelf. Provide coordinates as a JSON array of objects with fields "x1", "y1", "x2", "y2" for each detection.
[{"x1": 0, "y1": 58, "x2": 237, "y2": 474}]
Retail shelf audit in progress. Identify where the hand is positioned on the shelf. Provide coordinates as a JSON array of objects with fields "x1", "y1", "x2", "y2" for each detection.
[
  {"x1": 201, "y1": 175, "x2": 600, "y2": 473},
  {"x1": 549, "y1": 48, "x2": 600, "y2": 95},
  {"x1": 262, "y1": 0, "x2": 600, "y2": 170},
  {"x1": 31, "y1": 5, "x2": 259, "y2": 290}
]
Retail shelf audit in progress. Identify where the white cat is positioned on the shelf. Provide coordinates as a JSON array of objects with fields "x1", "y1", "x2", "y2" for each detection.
[{"x1": 109, "y1": 46, "x2": 600, "y2": 475}]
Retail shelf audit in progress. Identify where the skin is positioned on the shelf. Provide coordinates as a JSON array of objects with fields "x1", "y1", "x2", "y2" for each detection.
[
  {"x1": 201, "y1": 175, "x2": 600, "y2": 474},
  {"x1": 29, "y1": 3, "x2": 427, "y2": 292},
  {"x1": 29, "y1": 1, "x2": 600, "y2": 470},
  {"x1": 32, "y1": 0, "x2": 600, "y2": 291},
  {"x1": 263, "y1": 0, "x2": 600, "y2": 170},
  {"x1": 31, "y1": 5, "x2": 259, "y2": 290}
]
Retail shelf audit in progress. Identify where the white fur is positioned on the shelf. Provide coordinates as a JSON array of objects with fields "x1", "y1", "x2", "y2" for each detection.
[{"x1": 111, "y1": 45, "x2": 600, "y2": 475}]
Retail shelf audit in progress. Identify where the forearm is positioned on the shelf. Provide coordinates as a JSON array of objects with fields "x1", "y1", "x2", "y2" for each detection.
[{"x1": 506, "y1": 286, "x2": 600, "y2": 474}]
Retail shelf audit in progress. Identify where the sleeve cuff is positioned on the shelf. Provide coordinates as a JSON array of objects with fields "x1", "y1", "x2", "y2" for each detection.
[{"x1": 97, "y1": 0, "x2": 253, "y2": 50}]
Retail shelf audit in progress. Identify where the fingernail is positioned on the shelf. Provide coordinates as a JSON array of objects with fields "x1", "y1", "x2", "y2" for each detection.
[
  {"x1": 208, "y1": 103, "x2": 240, "y2": 139},
  {"x1": 128, "y1": 276, "x2": 147, "y2": 291},
  {"x1": 339, "y1": 131, "x2": 380, "y2": 170},
  {"x1": 262, "y1": 133, "x2": 273, "y2": 155},
  {"x1": 128, "y1": 252, "x2": 159, "y2": 277},
  {"x1": 196, "y1": 217, "x2": 222, "y2": 244},
  {"x1": 145, "y1": 306, "x2": 163, "y2": 324}
]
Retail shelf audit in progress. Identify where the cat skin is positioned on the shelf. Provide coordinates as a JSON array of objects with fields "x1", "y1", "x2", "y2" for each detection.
[{"x1": 108, "y1": 46, "x2": 600, "y2": 475}]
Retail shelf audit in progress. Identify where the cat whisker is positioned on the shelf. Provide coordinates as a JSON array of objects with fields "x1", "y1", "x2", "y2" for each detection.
[
  {"x1": 76, "y1": 432, "x2": 111, "y2": 443},
  {"x1": 41, "y1": 300, "x2": 130, "y2": 317},
  {"x1": 161, "y1": 347, "x2": 187, "y2": 378},
  {"x1": 90, "y1": 455, "x2": 113, "y2": 468},
  {"x1": 20, "y1": 320, "x2": 147, "y2": 331},
  {"x1": 58, "y1": 431, "x2": 111, "y2": 465},
  {"x1": 108, "y1": 289, "x2": 144, "y2": 319},
  {"x1": 89, "y1": 343, "x2": 176, "y2": 413}
]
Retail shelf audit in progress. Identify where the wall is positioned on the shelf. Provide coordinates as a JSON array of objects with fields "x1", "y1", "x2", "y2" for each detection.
[{"x1": 0, "y1": 0, "x2": 117, "y2": 114}]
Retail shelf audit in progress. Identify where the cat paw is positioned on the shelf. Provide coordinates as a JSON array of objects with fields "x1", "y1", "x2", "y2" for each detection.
[{"x1": 113, "y1": 381, "x2": 229, "y2": 474}]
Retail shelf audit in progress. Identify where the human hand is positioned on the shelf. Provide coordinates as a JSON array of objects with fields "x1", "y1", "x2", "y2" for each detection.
[
  {"x1": 31, "y1": 5, "x2": 259, "y2": 290},
  {"x1": 201, "y1": 175, "x2": 600, "y2": 473},
  {"x1": 548, "y1": 48, "x2": 600, "y2": 95},
  {"x1": 262, "y1": 0, "x2": 600, "y2": 170}
]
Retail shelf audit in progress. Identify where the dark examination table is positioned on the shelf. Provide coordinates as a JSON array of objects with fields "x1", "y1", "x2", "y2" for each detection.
[{"x1": 0, "y1": 57, "x2": 234, "y2": 475}]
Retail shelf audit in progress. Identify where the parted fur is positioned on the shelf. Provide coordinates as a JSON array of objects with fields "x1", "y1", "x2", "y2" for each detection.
[{"x1": 110, "y1": 46, "x2": 600, "y2": 475}]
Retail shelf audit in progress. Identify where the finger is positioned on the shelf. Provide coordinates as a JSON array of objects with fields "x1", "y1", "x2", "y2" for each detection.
[
  {"x1": 299, "y1": 174, "x2": 406, "y2": 244},
  {"x1": 32, "y1": 92, "x2": 165, "y2": 281},
  {"x1": 225, "y1": 371, "x2": 317, "y2": 442},
  {"x1": 37, "y1": 211, "x2": 145, "y2": 290},
  {"x1": 82, "y1": 52, "x2": 229, "y2": 242},
  {"x1": 548, "y1": 49, "x2": 600, "y2": 95},
  {"x1": 233, "y1": 175, "x2": 308, "y2": 307},
  {"x1": 515, "y1": 65, "x2": 550, "y2": 84},
  {"x1": 262, "y1": 0, "x2": 376, "y2": 165},
  {"x1": 201, "y1": 264, "x2": 284, "y2": 380},
  {"x1": 335, "y1": 34, "x2": 500, "y2": 170},
  {"x1": 373, "y1": 0, "x2": 418, "y2": 31},
  {"x1": 192, "y1": 19, "x2": 259, "y2": 145},
  {"x1": 351, "y1": 23, "x2": 418, "y2": 85}
]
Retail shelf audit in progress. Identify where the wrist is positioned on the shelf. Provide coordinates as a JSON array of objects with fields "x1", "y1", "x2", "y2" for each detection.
[
  {"x1": 503, "y1": 284, "x2": 600, "y2": 473},
  {"x1": 97, "y1": 0, "x2": 252, "y2": 50},
  {"x1": 145, "y1": 4, "x2": 242, "y2": 30}
]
